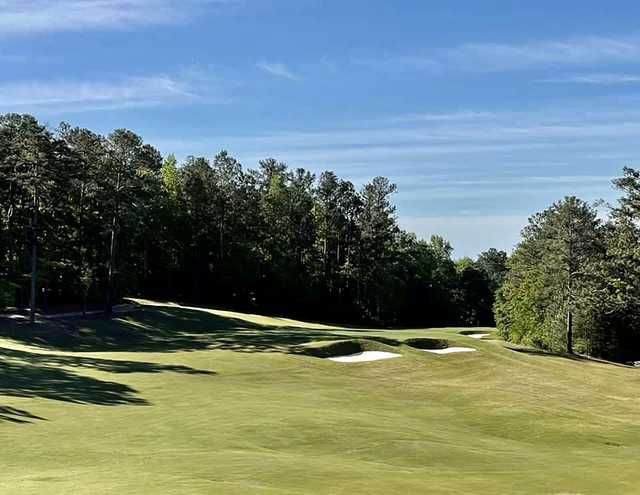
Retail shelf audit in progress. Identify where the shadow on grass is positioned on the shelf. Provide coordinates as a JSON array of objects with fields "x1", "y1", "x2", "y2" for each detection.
[
  {"x1": 0, "y1": 347, "x2": 216, "y2": 376},
  {"x1": 0, "y1": 406, "x2": 47, "y2": 424},
  {"x1": 0, "y1": 305, "x2": 412, "y2": 420},
  {"x1": 0, "y1": 357, "x2": 149, "y2": 406},
  {"x1": 0, "y1": 345, "x2": 218, "y2": 418},
  {"x1": 507, "y1": 346, "x2": 631, "y2": 368},
  {"x1": 0, "y1": 305, "x2": 396, "y2": 355},
  {"x1": 0, "y1": 361, "x2": 148, "y2": 406}
]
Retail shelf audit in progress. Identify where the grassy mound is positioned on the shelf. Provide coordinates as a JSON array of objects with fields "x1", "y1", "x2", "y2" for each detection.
[
  {"x1": 299, "y1": 338, "x2": 400, "y2": 358},
  {"x1": 403, "y1": 337, "x2": 450, "y2": 350},
  {"x1": 459, "y1": 330, "x2": 493, "y2": 336}
]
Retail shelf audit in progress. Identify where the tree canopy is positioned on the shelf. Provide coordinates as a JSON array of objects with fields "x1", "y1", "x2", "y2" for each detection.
[
  {"x1": 0, "y1": 113, "x2": 501, "y2": 328},
  {"x1": 496, "y1": 180, "x2": 640, "y2": 361}
]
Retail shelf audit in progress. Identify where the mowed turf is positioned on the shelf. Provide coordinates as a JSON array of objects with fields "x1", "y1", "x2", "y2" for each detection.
[{"x1": 1, "y1": 300, "x2": 640, "y2": 494}]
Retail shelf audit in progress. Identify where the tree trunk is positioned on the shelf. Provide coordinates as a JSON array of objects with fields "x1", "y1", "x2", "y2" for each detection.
[
  {"x1": 219, "y1": 223, "x2": 224, "y2": 262},
  {"x1": 7, "y1": 180, "x2": 15, "y2": 281},
  {"x1": 143, "y1": 237, "x2": 149, "y2": 285},
  {"x1": 106, "y1": 216, "x2": 117, "y2": 316},
  {"x1": 29, "y1": 170, "x2": 39, "y2": 324},
  {"x1": 79, "y1": 182, "x2": 86, "y2": 319},
  {"x1": 29, "y1": 230, "x2": 37, "y2": 324},
  {"x1": 106, "y1": 172, "x2": 120, "y2": 317},
  {"x1": 566, "y1": 310, "x2": 573, "y2": 354}
]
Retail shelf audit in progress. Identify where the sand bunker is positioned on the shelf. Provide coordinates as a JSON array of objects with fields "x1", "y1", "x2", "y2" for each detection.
[
  {"x1": 423, "y1": 347, "x2": 477, "y2": 355},
  {"x1": 467, "y1": 333, "x2": 490, "y2": 339},
  {"x1": 328, "y1": 351, "x2": 402, "y2": 363}
]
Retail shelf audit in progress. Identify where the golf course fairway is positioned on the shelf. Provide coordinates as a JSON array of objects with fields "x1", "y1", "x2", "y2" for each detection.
[{"x1": 1, "y1": 300, "x2": 639, "y2": 494}]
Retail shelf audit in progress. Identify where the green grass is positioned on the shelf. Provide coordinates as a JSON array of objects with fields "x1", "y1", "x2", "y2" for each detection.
[{"x1": 1, "y1": 299, "x2": 640, "y2": 494}]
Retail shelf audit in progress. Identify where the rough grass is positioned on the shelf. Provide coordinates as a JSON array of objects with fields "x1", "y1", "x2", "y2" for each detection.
[{"x1": 1, "y1": 300, "x2": 639, "y2": 494}]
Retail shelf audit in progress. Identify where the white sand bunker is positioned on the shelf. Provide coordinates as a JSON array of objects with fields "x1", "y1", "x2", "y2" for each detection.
[
  {"x1": 423, "y1": 347, "x2": 477, "y2": 355},
  {"x1": 328, "y1": 351, "x2": 402, "y2": 363},
  {"x1": 467, "y1": 333, "x2": 490, "y2": 339}
]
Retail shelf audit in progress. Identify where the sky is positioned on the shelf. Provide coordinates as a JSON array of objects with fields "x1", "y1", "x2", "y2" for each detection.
[{"x1": 2, "y1": 0, "x2": 640, "y2": 257}]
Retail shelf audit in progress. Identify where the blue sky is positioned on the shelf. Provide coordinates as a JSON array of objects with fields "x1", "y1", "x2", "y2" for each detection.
[{"x1": 2, "y1": 0, "x2": 640, "y2": 256}]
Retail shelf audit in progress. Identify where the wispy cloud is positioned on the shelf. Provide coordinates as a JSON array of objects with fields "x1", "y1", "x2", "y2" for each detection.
[
  {"x1": 357, "y1": 34, "x2": 640, "y2": 74},
  {"x1": 445, "y1": 36, "x2": 640, "y2": 71},
  {"x1": 151, "y1": 102, "x2": 632, "y2": 196},
  {"x1": 0, "y1": 0, "x2": 235, "y2": 35},
  {"x1": 353, "y1": 55, "x2": 440, "y2": 73},
  {"x1": 0, "y1": 74, "x2": 227, "y2": 114},
  {"x1": 540, "y1": 72, "x2": 640, "y2": 84},
  {"x1": 155, "y1": 113, "x2": 640, "y2": 157},
  {"x1": 388, "y1": 111, "x2": 497, "y2": 123},
  {"x1": 256, "y1": 61, "x2": 300, "y2": 80}
]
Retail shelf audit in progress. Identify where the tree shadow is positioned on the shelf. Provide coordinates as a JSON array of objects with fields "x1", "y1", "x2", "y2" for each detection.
[
  {"x1": 0, "y1": 357, "x2": 149, "y2": 406},
  {"x1": 0, "y1": 305, "x2": 404, "y2": 423},
  {"x1": 0, "y1": 345, "x2": 218, "y2": 419},
  {"x1": 0, "y1": 305, "x2": 387, "y2": 355},
  {"x1": 506, "y1": 346, "x2": 632, "y2": 368},
  {"x1": 0, "y1": 347, "x2": 216, "y2": 376},
  {"x1": 0, "y1": 406, "x2": 47, "y2": 424}
]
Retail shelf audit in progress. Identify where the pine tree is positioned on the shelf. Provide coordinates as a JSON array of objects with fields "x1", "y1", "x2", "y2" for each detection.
[{"x1": 496, "y1": 197, "x2": 604, "y2": 353}]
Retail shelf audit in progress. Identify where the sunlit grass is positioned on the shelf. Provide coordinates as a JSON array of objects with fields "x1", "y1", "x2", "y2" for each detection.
[{"x1": 1, "y1": 301, "x2": 639, "y2": 494}]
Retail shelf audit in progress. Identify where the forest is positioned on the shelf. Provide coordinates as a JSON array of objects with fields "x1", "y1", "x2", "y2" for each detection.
[
  {"x1": 1, "y1": 113, "x2": 639, "y2": 362},
  {"x1": 0, "y1": 113, "x2": 504, "y2": 329}
]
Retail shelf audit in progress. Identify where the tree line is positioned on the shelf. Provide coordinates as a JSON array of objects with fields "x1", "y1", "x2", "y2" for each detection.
[
  {"x1": 0, "y1": 113, "x2": 505, "y2": 327},
  {"x1": 496, "y1": 169, "x2": 640, "y2": 362}
]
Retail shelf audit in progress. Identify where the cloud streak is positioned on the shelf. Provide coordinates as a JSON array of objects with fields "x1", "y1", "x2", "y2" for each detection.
[
  {"x1": 256, "y1": 61, "x2": 300, "y2": 80},
  {"x1": 540, "y1": 72, "x2": 640, "y2": 84},
  {"x1": 0, "y1": 0, "x2": 235, "y2": 35},
  {"x1": 0, "y1": 75, "x2": 220, "y2": 113},
  {"x1": 357, "y1": 34, "x2": 640, "y2": 74},
  {"x1": 151, "y1": 103, "x2": 631, "y2": 202},
  {"x1": 388, "y1": 111, "x2": 497, "y2": 123},
  {"x1": 445, "y1": 36, "x2": 640, "y2": 71},
  {"x1": 154, "y1": 115, "x2": 640, "y2": 159}
]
